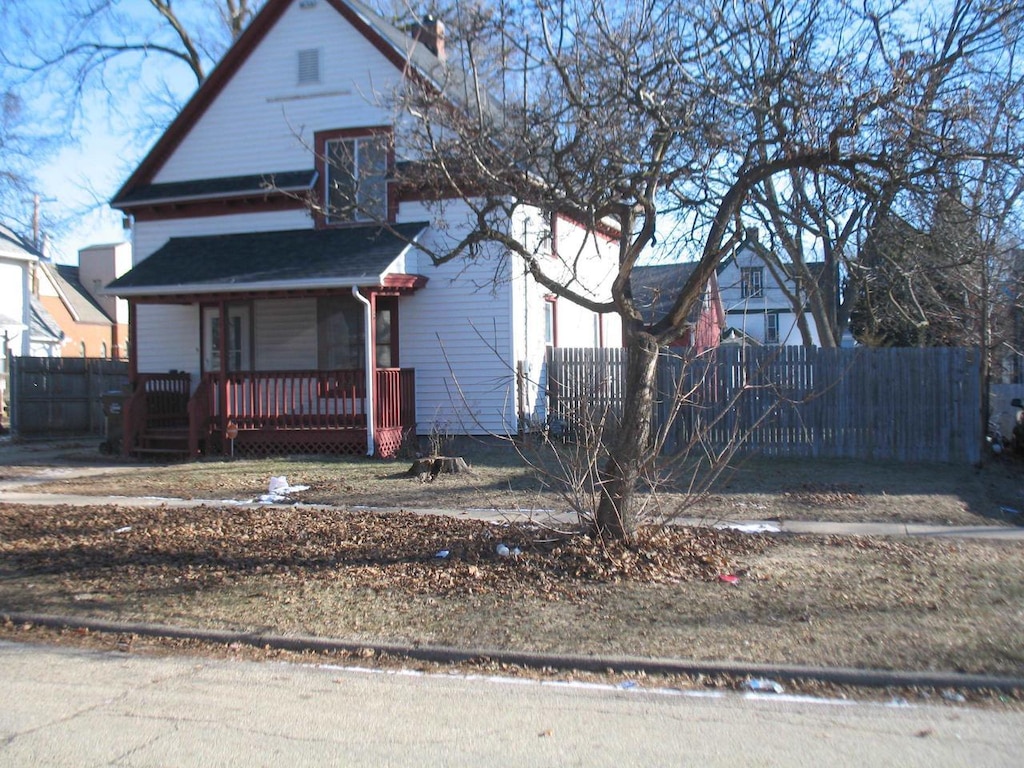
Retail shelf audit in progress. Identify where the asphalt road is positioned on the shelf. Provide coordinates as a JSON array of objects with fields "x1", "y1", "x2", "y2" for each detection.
[{"x1": 1, "y1": 641, "x2": 1021, "y2": 767}]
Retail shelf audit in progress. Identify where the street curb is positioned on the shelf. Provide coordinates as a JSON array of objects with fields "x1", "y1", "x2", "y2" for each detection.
[{"x1": 4, "y1": 610, "x2": 1023, "y2": 693}]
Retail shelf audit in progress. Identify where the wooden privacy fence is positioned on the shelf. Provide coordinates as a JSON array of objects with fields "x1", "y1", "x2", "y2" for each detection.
[
  {"x1": 10, "y1": 357, "x2": 130, "y2": 438},
  {"x1": 545, "y1": 346, "x2": 981, "y2": 464}
]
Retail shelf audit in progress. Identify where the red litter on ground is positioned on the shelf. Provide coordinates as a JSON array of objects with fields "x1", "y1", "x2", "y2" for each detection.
[{"x1": 718, "y1": 574, "x2": 740, "y2": 584}]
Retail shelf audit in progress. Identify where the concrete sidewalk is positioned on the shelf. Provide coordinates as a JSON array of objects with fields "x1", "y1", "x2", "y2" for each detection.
[
  {"x1": 3, "y1": 437, "x2": 1024, "y2": 540},
  {"x1": 2, "y1": 487, "x2": 1024, "y2": 541}
]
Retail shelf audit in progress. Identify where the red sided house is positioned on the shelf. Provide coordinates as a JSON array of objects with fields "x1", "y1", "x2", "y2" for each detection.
[
  {"x1": 107, "y1": 0, "x2": 622, "y2": 459},
  {"x1": 632, "y1": 263, "x2": 725, "y2": 351}
]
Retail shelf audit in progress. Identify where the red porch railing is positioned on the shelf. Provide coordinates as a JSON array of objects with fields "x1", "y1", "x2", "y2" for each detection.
[
  {"x1": 122, "y1": 372, "x2": 192, "y2": 455},
  {"x1": 125, "y1": 369, "x2": 414, "y2": 458},
  {"x1": 375, "y1": 368, "x2": 416, "y2": 456},
  {"x1": 191, "y1": 368, "x2": 415, "y2": 457},
  {"x1": 205, "y1": 369, "x2": 367, "y2": 429}
]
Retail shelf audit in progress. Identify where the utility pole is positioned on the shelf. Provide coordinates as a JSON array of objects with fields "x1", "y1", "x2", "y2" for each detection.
[{"x1": 26, "y1": 194, "x2": 56, "y2": 254}]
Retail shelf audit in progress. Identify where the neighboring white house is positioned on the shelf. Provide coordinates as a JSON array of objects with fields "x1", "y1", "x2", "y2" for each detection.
[
  {"x1": 0, "y1": 223, "x2": 37, "y2": 358},
  {"x1": 716, "y1": 228, "x2": 828, "y2": 347},
  {"x1": 107, "y1": 0, "x2": 621, "y2": 458},
  {"x1": 0, "y1": 221, "x2": 67, "y2": 422},
  {"x1": 1, "y1": 222, "x2": 68, "y2": 357}
]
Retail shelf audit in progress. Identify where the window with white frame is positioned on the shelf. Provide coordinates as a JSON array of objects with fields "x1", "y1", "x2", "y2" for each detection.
[
  {"x1": 740, "y1": 267, "x2": 764, "y2": 298},
  {"x1": 323, "y1": 133, "x2": 389, "y2": 224},
  {"x1": 544, "y1": 296, "x2": 557, "y2": 346},
  {"x1": 765, "y1": 312, "x2": 780, "y2": 344}
]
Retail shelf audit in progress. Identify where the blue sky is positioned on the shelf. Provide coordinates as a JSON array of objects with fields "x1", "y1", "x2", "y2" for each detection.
[{"x1": 2, "y1": 0, "x2": 220, "y2": 264}]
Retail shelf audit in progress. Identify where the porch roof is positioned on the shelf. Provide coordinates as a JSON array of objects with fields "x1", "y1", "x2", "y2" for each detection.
[{"x1": 106, "y1": 222, "x2": 429, "y2": 298}]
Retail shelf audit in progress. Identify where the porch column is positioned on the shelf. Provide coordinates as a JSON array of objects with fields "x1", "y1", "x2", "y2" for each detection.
[
  {"x1": 217, "y1": 299, "x2": 229, "y2": 443},
  {"x1": 352, "y1": 286, "x2": 376, "y2": 456},
  {"x1": 127, "y1": 301, "x2": 138, "y2": 381}
]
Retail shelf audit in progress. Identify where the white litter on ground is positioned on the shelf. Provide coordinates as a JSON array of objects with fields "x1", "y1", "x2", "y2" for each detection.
[
  {"x1": 257, "y1": 476, "x2": 310, "y2": 503},
  {"x1": 713, "y1": 521, "x2": 782, "y2": 534}
]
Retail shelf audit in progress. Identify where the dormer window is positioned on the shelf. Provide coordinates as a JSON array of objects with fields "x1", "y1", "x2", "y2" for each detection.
[
  {"x1": 317, "y1": 128, "x2": 390, "y2": 224},
  {"x1": 298, "y1": 49, "x2": 321, "y2": 84}
]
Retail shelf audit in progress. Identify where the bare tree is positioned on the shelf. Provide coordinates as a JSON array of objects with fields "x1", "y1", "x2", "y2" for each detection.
[
  {"x1": 333, "y1": 0, "x2": 1023, "y2": 539},
  {"x1": 0, "y1": 0, "x2": 260, "y2": 236},
  {"x1": 743, "y1": 0, "x2": 1024, "y2": 350}
]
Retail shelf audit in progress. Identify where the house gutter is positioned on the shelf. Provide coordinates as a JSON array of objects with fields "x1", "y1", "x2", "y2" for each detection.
[
  {"x1": 352, "y1": 286, "x2": 375, "y2": 457},
  {"x1": 101, "y1": 276, "x2": 381, "y2": 298}
]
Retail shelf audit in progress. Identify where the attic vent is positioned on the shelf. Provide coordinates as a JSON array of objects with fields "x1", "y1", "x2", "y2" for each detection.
[{"x1": 298, "y1": 48, "x2": 321, "y2": 85}]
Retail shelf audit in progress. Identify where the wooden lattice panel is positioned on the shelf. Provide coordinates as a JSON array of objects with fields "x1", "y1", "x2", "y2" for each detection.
[
  {"x1": 226, "y1": 429, "x2": 368, "y2": 458},
  {"x1": 375, "y1": 427, "x2": 408, "y2": 458}
]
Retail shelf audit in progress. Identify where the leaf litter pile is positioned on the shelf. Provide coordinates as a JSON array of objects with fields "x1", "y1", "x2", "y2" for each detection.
[
  {"x1": 3, "y1": 501, "x2": 1024, "y2": 681},
  {"x1": 0, "y1": 503, "x2": 772, "y2": 600}
]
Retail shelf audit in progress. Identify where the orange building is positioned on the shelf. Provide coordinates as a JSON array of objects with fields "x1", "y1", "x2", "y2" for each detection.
[{"x1": 34, "y1": 243, "x2": 131, "y2": 360}]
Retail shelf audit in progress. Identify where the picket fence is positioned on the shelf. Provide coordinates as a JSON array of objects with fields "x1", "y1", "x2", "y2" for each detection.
[{"x1": 545, "y1": 346, "x2": 981, "y2": 464}]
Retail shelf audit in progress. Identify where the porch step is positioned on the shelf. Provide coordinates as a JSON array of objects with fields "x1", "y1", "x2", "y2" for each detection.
[{"x1": 135, "y1": 427, "x2": 191, "y2": 459}]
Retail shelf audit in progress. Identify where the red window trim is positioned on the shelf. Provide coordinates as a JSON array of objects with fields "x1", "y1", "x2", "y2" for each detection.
[{"x1": 314, "y1": 126, "x2": 395, "y2": 228}]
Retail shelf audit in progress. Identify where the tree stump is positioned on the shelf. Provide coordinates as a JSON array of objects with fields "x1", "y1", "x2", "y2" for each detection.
[{"x1": 407, "y1": 456, "x2": 473, "y2": 481}]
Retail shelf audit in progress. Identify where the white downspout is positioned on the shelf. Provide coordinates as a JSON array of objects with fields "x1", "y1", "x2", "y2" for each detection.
[{"x1": 352, "y1": 286, "x2": 375, "y2": 456}]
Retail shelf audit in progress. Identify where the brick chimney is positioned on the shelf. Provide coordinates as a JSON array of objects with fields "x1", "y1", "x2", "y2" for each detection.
[{"x1": 412, "y1": 14, "x2": 445, "y2": 60}]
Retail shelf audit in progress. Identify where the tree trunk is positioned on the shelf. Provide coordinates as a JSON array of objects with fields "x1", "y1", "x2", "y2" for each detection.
[{"x1": 595, "y1": 332, "x2": 660, "y2": 540}]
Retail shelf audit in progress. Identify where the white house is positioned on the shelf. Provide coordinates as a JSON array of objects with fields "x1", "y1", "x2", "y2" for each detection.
[
  {"x1": 107, "y1": 0, "x2": 621, "y2": 458},
  {"x1": 717, "y1": 229, "x2": 827, "y2": 347},
  {"x1": 0, "y1": 223, "x2": 38, "y2": 357}
]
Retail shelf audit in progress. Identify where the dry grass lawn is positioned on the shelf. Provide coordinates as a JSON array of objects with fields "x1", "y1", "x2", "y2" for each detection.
[{"x1": 1, "y1": 439, "x2": 1023, "y2": 694}]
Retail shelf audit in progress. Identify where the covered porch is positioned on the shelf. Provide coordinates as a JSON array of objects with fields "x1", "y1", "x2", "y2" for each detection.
[
  {"x1": 108, "y1": 223, "x2": 428, "y2": 459},
  {"x1": 124, "y1": 367, "x2": 414, "y2": 458}
]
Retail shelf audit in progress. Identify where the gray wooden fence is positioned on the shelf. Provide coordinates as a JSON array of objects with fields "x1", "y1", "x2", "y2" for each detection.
[
  {"x1": 545, "y1": 346, "x2": 981, "y2": 464},
  {"x1": 10, "y1": 357, "x2": 130, "y2": 438}
]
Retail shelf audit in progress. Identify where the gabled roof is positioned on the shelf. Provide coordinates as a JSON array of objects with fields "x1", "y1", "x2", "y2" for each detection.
[
  {"x1": 632, "y1": 262, "x2": 704, "y2": 323},
  {"x1": 718, "y1": 235, "x2": 829, "y2": 290},
  {"x1": 106, "y1": 221, "x2": 428, "y2": 297},
  {"x1": 29, "y1": 297, "x2": 64, "y2": 345},
  {"x1": 0, "y1": 222, "x2": 42, "y2": 262},
  {"x1": 112, "y1": 0, "x2": 449, "y2": 208},
  {"x1": 41, "y1": 262, "x2": 114, "y2": 324}
]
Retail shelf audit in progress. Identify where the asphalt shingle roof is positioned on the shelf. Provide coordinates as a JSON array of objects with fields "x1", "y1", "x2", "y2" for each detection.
[
  {"x1": 0, "y1": 222, "x2": 41, "y2": 262},
  {"x1": 632, "y1": 263, "x2": 701, "y2": 323},
  {"x1": 107, "y1": 222, "x2": 428, "y2": 295},
  {"x1": 116, "y1": 170, "x2": 315, "y2": 207},
  {"x1": 46, "y1": 264, "x2": 114, "y2": 324}
]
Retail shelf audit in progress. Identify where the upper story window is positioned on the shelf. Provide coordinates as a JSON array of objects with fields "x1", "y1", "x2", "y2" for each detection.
[
  {"x1": 298, "y1": 49, "x2": 321, "y2": 85},
  {"x1": 740, "y1": 267, "x2": 764, "y2": 298},
  {"x1": 316, "y1": 128, "x2": 391, "y2": 225},
  {"x1": 765, "y1": 312, "x2": 780, "y2": 344}
]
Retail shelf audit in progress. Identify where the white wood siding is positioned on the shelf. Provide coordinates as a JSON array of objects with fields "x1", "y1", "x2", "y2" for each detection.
[
  {"x1": 397, "y1": 201, "x2": 515, "y2": 435},
  {"x1": 509, "y1": 209, "x2": 623, "y2": 423},
  {"x1": 0, "y1": 260, "x2": 29, "y2": 355},
  {"x1": 155, "y1": 1, "x2": 403, "y2": 184},
  {"x1": 254, "y1": 297, "x2": 317, "y2": 370},
  {"x1": 136, "y1": 304, "x2": 201, "y2": 385},
  {"x1": 131, "y1": 210, "x2": 312, "y2": 265},
  {"x1": 719, "y1": 244, "x2": 822, "y2": 346}
]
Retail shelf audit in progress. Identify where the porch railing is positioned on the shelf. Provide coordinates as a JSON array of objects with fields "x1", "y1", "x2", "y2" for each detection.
[
  {"x1": 127, "y1": 369, "x2": 415, "y2": 457},
  {"x1": 204, "y1": 369, "x2": 367, "y2": 430},
  {"x1": 123, "y1": 372, "x2": 192, "y2": 453},
  {"x1": 376, "y1": 368, "x2": 416, "y2": 430}
]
